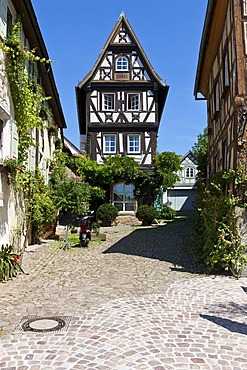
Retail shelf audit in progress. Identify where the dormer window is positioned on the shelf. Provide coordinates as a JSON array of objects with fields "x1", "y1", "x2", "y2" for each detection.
[{"x1": 116, "y1": 56, "x2": 128, "y2": 71}]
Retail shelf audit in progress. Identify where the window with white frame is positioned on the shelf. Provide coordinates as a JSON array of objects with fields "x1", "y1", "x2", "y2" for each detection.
[
  {"x1": 214, "y1": 80, "x2": 220, "y2": 113},
  {"x1": 244, "y1": 22, "x2": 247, "y2": 54},
  {"x1": 103, "y1": 93, "x2": 115, "y2": 110},
  {"x1": 127, "y1": 93, "x2": 140, "y2": 110},
  {"x1": 185, "y1": 167, "x2": 194, "y2": 178},
  {"x1": 104, "y1": 135, "x2": 116, "y2": 153},
  {"x1": 7, "y1": 6, "x2": 13, "y2": 36},
  {"x1": 243, "y1": 0, "x2": 247, "y2": 16},
  {"x1": 113, "y1": 183, "x2": 135, "y2": 212},
  {"x1": 128, "y1": 135, "x2": 140, "y2": 153},
  {"x1": 213, "y1": 152, "x2": 218, "y2": 174},
  {"x1": 223, "y1": 51, "x2": 230, "y2": 88},
  {"x1": 222, "y1": 136, "x2": 228, "y2": 170},
  {"x1": 116, "y1": 56, "x2": 128, "y2": 71}
]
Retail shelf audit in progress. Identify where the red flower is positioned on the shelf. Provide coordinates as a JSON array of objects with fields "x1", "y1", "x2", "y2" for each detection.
[
  {"x1": 17, "y1": 255, "x2": 21, "y2": 259},
  {"x1": 232, "y1": 239, "x2": 236, "y2": 244},
  {"x1": 14, "y1": 257, "x2": 18, "y2": 263},
  {"x1": 219, "y1": 235, "x2": 224, "y2": 240}
]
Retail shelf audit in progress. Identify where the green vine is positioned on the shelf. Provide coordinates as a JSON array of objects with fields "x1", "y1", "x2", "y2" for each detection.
[
  {"x1": 0, "y1": 19, "x2": 56, "y2": 246},
  {"x1": 0, "y1": 20, "x2": 51, "y2": 164},
  {"x1": 195, "y1": 169, "x2": 247, "y2": 277}
]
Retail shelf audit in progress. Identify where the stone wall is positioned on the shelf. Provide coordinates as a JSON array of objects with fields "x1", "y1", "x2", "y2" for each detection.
[{"x1": 114, "y1": 214, "x2": 142, "y2": 226}]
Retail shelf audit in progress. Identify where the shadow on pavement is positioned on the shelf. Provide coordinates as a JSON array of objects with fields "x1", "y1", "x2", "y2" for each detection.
[
  {"x1": 103, "y1": 212, "x2": 202, "y2": 274},
  {"x1": 207, "y1": 301, "x2": 247, "y2": 319},
  {"x1": 200, "y1": 314, "x2": 247, "y2": 335},
  {"x1": 242, "y1": 286, "x2": 247, "y2": 294}
]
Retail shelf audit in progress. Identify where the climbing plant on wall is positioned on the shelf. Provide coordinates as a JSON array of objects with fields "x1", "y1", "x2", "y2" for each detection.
[
  {"x1": 0, "y1": 20, "x2": 51, "y2": 164},
  {"x1": 195, "y1": 169, "x2": 247, "y2": 277},
  {"x1": 0, "y1": 19, "x2": 56, "y2": 246}
]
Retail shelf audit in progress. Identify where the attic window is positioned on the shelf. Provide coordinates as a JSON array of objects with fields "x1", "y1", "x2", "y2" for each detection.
[
  {"x1": 116, "y1": 56, "x2": 128, "y2": 71},
  {"x1": 185, "y1": 167, "x2": 194, "y2": 178}
]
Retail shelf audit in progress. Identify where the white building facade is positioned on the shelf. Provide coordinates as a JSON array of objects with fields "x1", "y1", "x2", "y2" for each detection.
[
  {"x1": 164, "y1": 151, "x2": 198, "y2": 211},
  {"x1": 0, "y1": 0, "x2": 66, "y2": 247}
]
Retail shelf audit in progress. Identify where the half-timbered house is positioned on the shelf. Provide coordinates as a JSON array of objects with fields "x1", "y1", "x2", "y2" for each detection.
[
  {"x1": 194, "y1": 0, "x2": 247, "y2": 183},
  {"x1": 76, "y1": 12, "x2": 169, "y2": 213},
  {"x1": 194, "y1": 1, "x2": 247, "y2": 274}
]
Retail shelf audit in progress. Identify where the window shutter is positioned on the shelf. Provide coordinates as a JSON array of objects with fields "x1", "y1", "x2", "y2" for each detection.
[
  {"x1": 10, "y1": 120, "x2": 18, "y2": 159},
  {"x1": 0, "y1": 0, "x2": 7, "y2": 39},
  {"x1": 28, "y1": 146, "x2": 36, "y2": 171},
  {"x1": 42, "y1": 158, "x2": 47, "y2": 183}
]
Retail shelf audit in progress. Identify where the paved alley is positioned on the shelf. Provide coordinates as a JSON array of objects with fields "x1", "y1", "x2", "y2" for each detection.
[{"x1": 0, "y1": 214, "x2": 247, "y2": 369}]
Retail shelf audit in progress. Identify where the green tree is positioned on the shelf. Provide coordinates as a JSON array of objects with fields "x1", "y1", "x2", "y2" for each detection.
[
  {"x1": 71, "y1": 153, "x2": 181, "y2": 207},
  {"x1": 103, "y1": 155, "x2": 139, "y2": 183},
  {"x1": 72, "y1": 155, "x2": 141, "y2": 203},
  {"x1": 192, "y1": 127, "x2": 208, "y2": 178},
  {"x1": 155, "y1": 152, "x2": 181, "y2": 190},
  {"x1": 49, "y1": 151, "x2": 91, "y2": 220},
  {"x1": 52, "y1": 177, "x2": 90, "y2": 219}
]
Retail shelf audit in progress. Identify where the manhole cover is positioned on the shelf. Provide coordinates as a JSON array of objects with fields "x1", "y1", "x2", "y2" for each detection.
[{"x1": 15, "y1": 316, "x2": 71, "y2": 333}]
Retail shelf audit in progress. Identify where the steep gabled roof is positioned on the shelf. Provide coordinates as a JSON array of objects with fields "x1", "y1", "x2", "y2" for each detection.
[
  {"x1": 77, "y1": 11, "x2": 167, "y2": 89},
  {"x1": 76, "y1": 12, "x2": 169, "y2": 134},
  {"x1": 63, "y1": 136, "x2": 81, "y2": 155},
  {"x1": 180, "y1": 150, "x2": 198, "y2": 165}
]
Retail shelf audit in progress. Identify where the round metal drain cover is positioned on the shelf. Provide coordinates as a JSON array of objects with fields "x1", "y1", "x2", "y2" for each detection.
[{"x1": 22, "y1": 317, "x2": 66, "y2": 332}]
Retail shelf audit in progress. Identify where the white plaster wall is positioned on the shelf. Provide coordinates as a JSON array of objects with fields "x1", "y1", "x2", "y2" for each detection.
[{"x1": 0, "y1": 35, "x2": 65, "y2": 248}]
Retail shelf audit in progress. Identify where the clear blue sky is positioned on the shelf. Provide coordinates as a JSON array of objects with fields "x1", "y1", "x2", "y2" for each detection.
[{"x1": 31, "y1": 0, "x2": 207, "y2": 156}]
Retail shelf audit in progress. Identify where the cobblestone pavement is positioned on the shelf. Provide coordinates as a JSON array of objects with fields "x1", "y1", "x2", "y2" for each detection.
[{"x1": 0, "y1": 214, "x2": 247, "y2": 369}]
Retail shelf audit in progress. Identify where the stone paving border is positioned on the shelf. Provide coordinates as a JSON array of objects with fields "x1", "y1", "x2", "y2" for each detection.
[
  {"x1": 1, "y1": 277, "x2": 247, "y2": 369},
  {"x1": 1, "y1": 215, "x2": 247, "y2": 369}
]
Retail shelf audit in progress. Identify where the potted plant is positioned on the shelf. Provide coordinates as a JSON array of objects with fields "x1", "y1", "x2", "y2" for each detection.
[
  {"x1": 136, "y1": 205, "x2": 160, "y2": 226},
  {"x1": 0, "y1": 244, "x2": 24, "y2": 281},
  {"x1": 96, "y1": 203, "x2": 118, "y2": 227}
]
